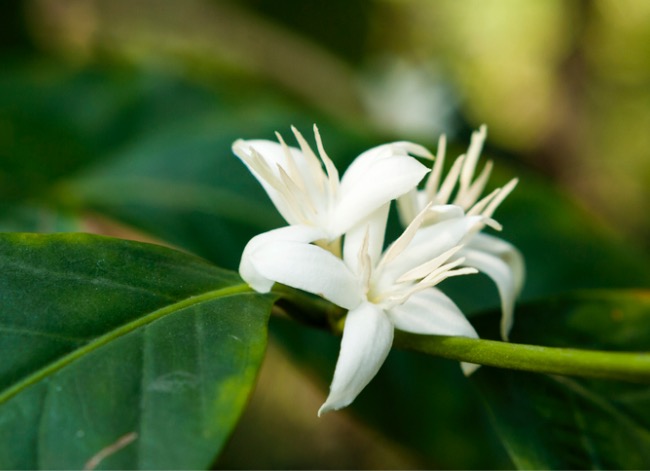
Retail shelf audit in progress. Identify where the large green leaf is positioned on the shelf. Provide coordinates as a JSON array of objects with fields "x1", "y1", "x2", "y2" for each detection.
[
  {"x1": 472, "y1": 290, "x2": 650, "y2": 469},
  {"x1": 0, "y1": 233, "x2": 274, "y2": 469}
]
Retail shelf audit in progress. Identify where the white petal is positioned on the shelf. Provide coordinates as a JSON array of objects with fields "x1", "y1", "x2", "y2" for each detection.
[
  {"x1": 335, "y1": 152, "x2": 429, "y2": 234},
  {"x1": 461, "y1": 362, "x2": 481, "y2": 376},
  {"x1": 469, "y1": 233, "x2": 525, "y2": 295},
  {"x1": 461, "y1": 234, "x2": 525, "y2": 341},
  {"x1": 239, "y1": 225, "x2": 327, "y2": 293},
  {"x1": 244, "y1": 232, "x2": 362, "y2": 309},
  {"x1": 386, "y1": 289, "x2": 480, "y2": 377},
  {"x1": 318, "y1": 303, "x2": 394, "y2": 415},
  {"x1": 385, "y1": 288, "x2": 478, "y2": 338},
  {"x1": 344, "y1": 141, "x2": 431, "y2": 185}
]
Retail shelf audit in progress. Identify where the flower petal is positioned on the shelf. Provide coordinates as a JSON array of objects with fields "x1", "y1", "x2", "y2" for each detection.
[
  {"x1": 461, "y1": 362, "x2": 481, "y2": 376},
  {"x1": 461, "y1": 233, "x2": 525, "y2": 340},
  {"x1": 318, "y1": 302, "x2": 394, "y2": 416},
  {"x1": 344, "y1": 141, "x2": 431, "y2": 184},
  {"x1": 335, "y1": 148, "x2": 429, "y2": 234},
  {"x1": 239, "y1": 225, "x2": 327, "y2": 293},
  {"x1": 242, "y1": 228, "x2": 362, "y2": 309},
  {"x1": 385, "y1": 288, "x2": 478, "y2": 338},
  {"x1": 386, "y1": 289, "x2": 480, "y2": 376},
  {"x1": 468, "y1": 233, "x2": 525, "y2": 295}
]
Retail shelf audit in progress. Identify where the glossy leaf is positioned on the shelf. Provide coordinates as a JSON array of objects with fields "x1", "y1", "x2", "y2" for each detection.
[
  {"x1": 0, "y1": 233, "x2": 274, "y2": 469},
  {"x1": 472, "y1": 290, "x2": 650, "y2": 469}
]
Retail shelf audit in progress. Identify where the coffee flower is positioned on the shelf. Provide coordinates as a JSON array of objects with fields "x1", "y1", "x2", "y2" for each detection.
[
  {"x1": 242, "y1": 203, "x2": 485, "y2": 414},
  {"x1": 397, "y1": 126, "x2": 524, "y2": 340},
  {"x1": 235, "y1": 124, "x2": 522, "y2": 414},
  {"x1": 234, "y1": 126, "x2": 430, "y2": 292}
]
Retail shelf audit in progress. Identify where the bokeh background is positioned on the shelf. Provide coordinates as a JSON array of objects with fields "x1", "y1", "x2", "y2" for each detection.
[{"x1": 1, "y1": 1, "x2": 649, "y2": 468}]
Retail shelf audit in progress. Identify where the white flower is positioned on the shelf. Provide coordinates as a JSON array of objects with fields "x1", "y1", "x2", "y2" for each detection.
[
  {"x1": 397, "y1": 126, "x2": 525, "y2": 340},
  {"x1": 234, "y1": 125, "x2": 431, "y2": 292},
  {"x1": 243, "y1": 203, "x2": 485, "y2": 414}
]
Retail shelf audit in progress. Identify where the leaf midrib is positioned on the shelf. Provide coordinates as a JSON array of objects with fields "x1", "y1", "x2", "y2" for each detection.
[{"x1": 0, "y1": 283, "x2": 252, "y2": 405}]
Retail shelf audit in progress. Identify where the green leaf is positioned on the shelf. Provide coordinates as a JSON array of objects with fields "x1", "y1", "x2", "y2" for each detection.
[
  {"x1": 0, "y1": 233, "x2": 274, "y2": 469},
  {"x1": 472, "y1": 290, "x2": 650, "y2": 469}
]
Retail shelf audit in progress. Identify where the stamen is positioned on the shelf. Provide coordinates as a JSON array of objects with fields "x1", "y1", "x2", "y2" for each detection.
[
  {"x1": 396, "y1": 245, "x2": 464, "y2": 283},
  {"x1": 357, "y1": 226, "x2": 372, "y2": 293},
  {"x1": 420, "y1": 266, "x2": 479, "y2": 289},
  {"x1": 275, "y1": 132, "x2": 304, "y2": 187},
  {"x1": 276, "y1": 164, "x2": 313, "y2": 221},
  {"x1": 313, "y1": 124, "x2": 340, "y2": 199},
  {"x1": 467, "y1": 187, "x2": 500, "y2": 216},
  {"x1": 425, "y1": 134, "x2": 447, "y2": 198},
  {"x1": 483, "y1": 178, "x2": 518, "y2": 218},
  {"x1": 246, "y1": 148, "x2": 285, "y2": 192},
  {"x1": 456, "y1": 160, "x2": 493, "y2": 209},
  {"x1": 383, "y1": 264, "x2": 478, "y2": 307},
  {"x1": 436, "y1": 155, "x2": 465, "y2": 204},
  {"x1": 420, "y1": 257, "x2": 470, "y2": 285},
  {"x1": 291, "y1": 126, "x2": 327, "y2": 192},
  {"x1": 377, "y1": 202, "x2": 433, "y2": 270},
  {"x1": 458, "y1": 125, "x2": 487, "y2": 196}
]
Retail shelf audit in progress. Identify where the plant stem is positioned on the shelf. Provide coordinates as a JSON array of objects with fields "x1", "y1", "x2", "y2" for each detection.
[
  {"x1": 272, "y1": 284, "x2": 345, "y2": 330},
  {"x1": 394, "y1": 332, "x2": 650, "y2": 383}
]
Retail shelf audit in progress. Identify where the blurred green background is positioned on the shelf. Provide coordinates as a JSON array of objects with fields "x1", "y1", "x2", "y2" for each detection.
[{"x1": 1, "y1": 0, "x2": 649, "y2": 469}]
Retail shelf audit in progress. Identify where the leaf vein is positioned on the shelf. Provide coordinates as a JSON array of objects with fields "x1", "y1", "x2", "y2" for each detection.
[
  {"x1": 3, "y1": 258, "x2": 178, "y2": 302},
  {"x1": 0, "y1": 326, "x2": 88, "y2": 343},
  {"x1": 0, "y1": 283, "x2": 252, "y2": 405}
]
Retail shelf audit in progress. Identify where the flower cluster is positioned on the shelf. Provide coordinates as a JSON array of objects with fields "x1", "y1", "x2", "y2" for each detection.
[{"x1": 232, "y1": 125, "x2": 524, "y2": 415}]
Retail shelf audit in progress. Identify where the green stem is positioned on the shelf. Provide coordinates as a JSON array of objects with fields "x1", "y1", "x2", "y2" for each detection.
[
  {"x1": 271, "y1": 286, "x2": 650, "y2": 383},
  {"x1": 395, "y1": 332, "x2": 650, "y2": 383},
  {"x1": 271, "y1": 284, "x2": 345, "y2": 330}
]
